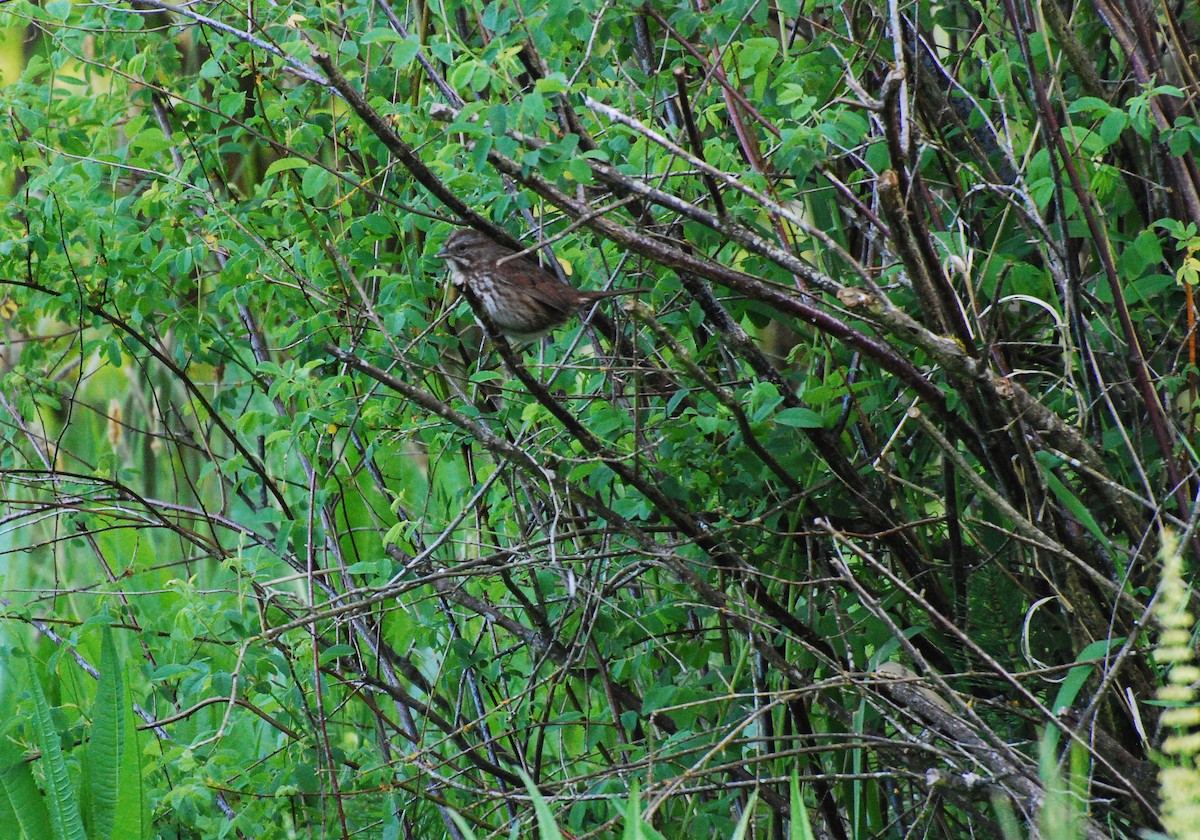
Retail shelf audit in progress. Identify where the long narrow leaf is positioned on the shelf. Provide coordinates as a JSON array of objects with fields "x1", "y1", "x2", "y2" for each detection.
[
  {"x1": 26, "y1": 661, "x2": 87, "y2": 840},
  {"x1": 517, "y1": 769, "x2": 563, "y2": 840},
  {"x1": 85, "y1": 628, "x2": 123, "y2": 839},
  {"x1": 730, "y1": 790, "x2": 758, "y2": 840},
  {"x1": 109, "y1": 681, "x2": 147, "y2": 840},
  {"x1": 0, "y1": 735, "x2": 53, "y2": 840},
  {"x1": 790, "y1": 771, "x2": 816, "y2": 840}
]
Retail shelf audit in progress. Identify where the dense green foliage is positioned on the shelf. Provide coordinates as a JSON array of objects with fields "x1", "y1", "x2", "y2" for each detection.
[{"x1": 1, "y1": 0, "x2": 1198, "y2": 836}]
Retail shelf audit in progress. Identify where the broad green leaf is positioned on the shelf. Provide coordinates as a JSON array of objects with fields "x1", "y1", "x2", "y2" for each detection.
[
  {"x1": 264, "y1": 157, "x2": 310, "y2": 177},
  {"x1": 775, "y1": 407, "x2": 824, "y2": 428}
]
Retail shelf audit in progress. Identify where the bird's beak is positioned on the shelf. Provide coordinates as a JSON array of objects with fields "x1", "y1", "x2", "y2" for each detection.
[{"x1": 435, "y1": 245, "x2": 449, "y2": 259}]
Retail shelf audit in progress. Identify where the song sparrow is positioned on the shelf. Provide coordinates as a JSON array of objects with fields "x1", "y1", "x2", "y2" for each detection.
[{"x1": 436, "y1": 229, "x2": 647, "y2": 340}]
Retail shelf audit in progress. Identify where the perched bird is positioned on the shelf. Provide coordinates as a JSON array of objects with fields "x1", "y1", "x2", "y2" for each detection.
[{"x1": 436, "y1": 229, "x2": 646, "y2": 340}]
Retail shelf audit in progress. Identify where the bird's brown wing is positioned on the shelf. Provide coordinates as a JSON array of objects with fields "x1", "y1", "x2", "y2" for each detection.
[
  {"x1": 503, "y1": 252, "x2": 648, "y2": 308},
  {"x1": 507, "y1": 255, "x2": 580, "y2": 314}
]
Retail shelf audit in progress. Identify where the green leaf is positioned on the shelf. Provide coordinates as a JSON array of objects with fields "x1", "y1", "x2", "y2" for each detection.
[
  {"x1": 218, "y1": 91, "x2": 245, "y2": 117},
  {"x1": 318, "y1": 645, "x2": 356, "y2": 665},
  {"x1": 1035, "y1": 454, "x2": 1109, "y2": 550},
  {"x1": 1098, "y1": 110, "x2": 1128, "y2": 145},
  {"x1": 26, "y1": 660, "x2": 87, "y2": 840},
  {"x1": 1167, "y1": 126, "x2": 1196, "y2": 156},
  {"x1": 345, "y1": 560, "x2": 389, "y2": 576},
  {"x1": 264, "y1": 157, "x2": 310, "y2": 177},
  {"x1": 363, "y1": 31, "x2": 421, "y2": 65},
  {"x1": 148, "y1": 663, "x2": 191, "y2": 681},
  {"x1": 0, "y1": 736, "x2": 54, "y2": 840},
  {"x1": 730, "y1": 790, "x2": 758, "y2": 839},
  {"x1": 392, "y1": 38, "x2": 421, "y2": 66},
  {"x1": 1051, "y1": 637, "x2": 1126, "y2": 713},
  {"x1": 362, "y1": 27, "x2": 402, "y2": 43},
  {"x1": 621, "y1": 782, "x2": 643, "y2": 840},
  {"x1": 1067, "y1": 96, "x2": 1111, "y2": 114},
  {"x1": 522, "y1": 91, "x2": 546, "y2": 123},
  {"x1": 301, "y1": 165, "x2": 331, "y2": 198},
  {"x1": 534, "y1": 75, "x2": 569, "y2": 95},
  {"x1": 446, "y1": 810, "x2": 479, "y2": 840},
  {"x1": 640, "y1": 684, "x2": 677, "y2": 714},
  {"x1": 84, "y1": 629, "x2": 123, "y2": 840},
  {"x1": 774, "y1": 407, "x2": 824, "y2": 428},
  {"x1": 789, "y1": 771, "x2": 816, "y2": 840},
  {"x1": 45, "y1": 0, "x2": 71, "y2": 20},
  {"x1": 470, "y1": 135, "x2": 493, "y2": 172},
  {"x1": 518, "y1": 769, "x2": 564, "y2": 840},
  {"x1": 112, "y1": 690, "x2": 147, "y2": 840}
]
